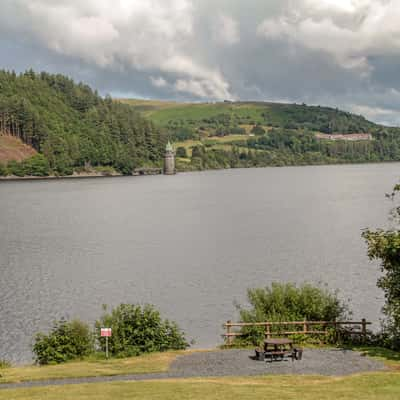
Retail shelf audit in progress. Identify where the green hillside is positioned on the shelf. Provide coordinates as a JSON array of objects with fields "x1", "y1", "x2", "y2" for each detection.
[
  {"x1": 119, "y1": 99, "x2": 378, "y2": 136},
  {"x1": 120, "y1": 99, "x2": 400, "y2": 171},
  {"x1": 0, "y1": 71, "x2": 165, "y2": 177}
]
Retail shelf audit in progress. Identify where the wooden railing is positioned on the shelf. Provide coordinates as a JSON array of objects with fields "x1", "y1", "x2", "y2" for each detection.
[{"x1": 223, "y1": 319, "x2": 371, "y2": 345}]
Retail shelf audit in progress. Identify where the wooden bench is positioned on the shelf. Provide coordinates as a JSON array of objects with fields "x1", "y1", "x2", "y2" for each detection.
[{"x1": 255, "y1": 347, "x2": 303, "y2": 362}]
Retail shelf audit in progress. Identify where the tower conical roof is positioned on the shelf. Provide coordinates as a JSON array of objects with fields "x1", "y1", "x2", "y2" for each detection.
[{"x1": 166, "y1": 141, "x2": 173, "y2": 152}]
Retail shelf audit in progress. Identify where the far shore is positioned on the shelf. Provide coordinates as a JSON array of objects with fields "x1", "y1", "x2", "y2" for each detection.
[
  {"x1": 2, "y1": 159, "x2": 400, "y2": 182},
  {"x1": 0, "y1": 171, "x2": 123, "y2": 182}
]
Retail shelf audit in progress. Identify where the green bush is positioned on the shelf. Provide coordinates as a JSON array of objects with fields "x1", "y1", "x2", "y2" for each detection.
[
  {"x1": 0, "y1": 359, "x2": 11, "y2": 369},
  {"x1": 251, "y1": 125, "x2": 266, "y2": 136},
  {"x1": 33, "y1": 319, "x2": 94, "y2": 365},
  {"x1": 7, "y1": 160, "x2": 26, "y2": 176},
  {"x1": 236, "y1": 282, "x2": 349, "y2": 345},
  {"x1": 176, "y1": 146, "x2": 188, "y2": 158},
  {"x1": 23, "y1": 154, "x2": 50, "y2": 176},
  {"x1": 95, "y1": 304, "x2": 188, "y2": 357},
  {"x1": 0, "y1": 163, "x2": 7, "y2": 176},
  {"x1": 2, "y1": 155, "x2": 50, "y2": 177}
]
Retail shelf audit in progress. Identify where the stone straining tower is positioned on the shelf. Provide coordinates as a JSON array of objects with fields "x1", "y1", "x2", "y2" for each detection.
[{"x1": 164, "y1": 141, "x2": 176, "y2": 175}]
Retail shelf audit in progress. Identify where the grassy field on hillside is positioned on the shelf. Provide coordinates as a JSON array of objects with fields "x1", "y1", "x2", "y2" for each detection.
[
  {"x1": 119, "y1": 99, "x2": 378, "y2": 134},
  {"x1": 118, "y1": 100, "x2": 268, "y2": 126}
]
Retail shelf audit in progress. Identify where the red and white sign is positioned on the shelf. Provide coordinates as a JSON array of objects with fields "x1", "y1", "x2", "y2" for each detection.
[{"x1": 101, "y1": 328, "x2": 112, "y2": 337}]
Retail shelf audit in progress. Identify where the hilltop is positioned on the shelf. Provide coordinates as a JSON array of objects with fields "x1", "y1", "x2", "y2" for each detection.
[
  {"x1": 119, "y1": 99, "x2": 400, "y2": 171},
  {"x1": 118, "y1": 99, "x2": 378, "y2": 136}
]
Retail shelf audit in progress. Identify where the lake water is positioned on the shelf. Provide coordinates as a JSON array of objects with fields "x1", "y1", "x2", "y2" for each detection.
[{"x1": 0, "y1": 164, "x2": 398, "y2": 363}]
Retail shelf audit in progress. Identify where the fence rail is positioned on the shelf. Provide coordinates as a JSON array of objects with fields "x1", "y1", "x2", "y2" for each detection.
[{"x1": 223, "y1": 319, "x2": 371, "y2": 345}]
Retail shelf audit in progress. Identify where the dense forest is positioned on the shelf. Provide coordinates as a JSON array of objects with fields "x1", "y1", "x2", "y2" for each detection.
[{"x1": 0, "y1": 70, "x2": 165, "y2": 176}]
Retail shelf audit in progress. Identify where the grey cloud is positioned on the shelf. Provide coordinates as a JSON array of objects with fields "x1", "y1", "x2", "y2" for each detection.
[{"x1": 1, "y1": 0, "x2": 400, "y2": 124}]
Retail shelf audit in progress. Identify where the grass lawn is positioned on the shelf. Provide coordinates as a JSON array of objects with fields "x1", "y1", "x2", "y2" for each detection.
[
  {"x1": 350, "y1": 346, "x2": 400, "y2": 370},
  {"x1": 1, "y1": 347, "x2": 399, "y2": 399},
  {"x1": 1, "y1": 373, "x2": 400, "y2": 400},
  {"x1": 0, "y1": 352, "x2": 184, "y2": 384}
]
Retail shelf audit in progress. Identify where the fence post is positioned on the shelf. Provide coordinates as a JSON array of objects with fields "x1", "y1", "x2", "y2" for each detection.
[
  {"x1": 303, "y1": 318, "x2": 307, "y2": 335},
  {"x1": 266, "y1": 323, "x2": 271, "y2": 339},
  {"x1": 226, "y1": 320, "x2": 232, "y2": 345},
  {"x1": 361, "y1": 318, "x2": 367, "y2": 341}
]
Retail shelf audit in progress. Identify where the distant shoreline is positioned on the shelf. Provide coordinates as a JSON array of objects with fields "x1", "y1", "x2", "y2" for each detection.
[
  {"x1": 0, "y1": 171, "x2": 123, "y2": 182},
  {"x1": 2, "y1": 159, "x2": 400, "y2": 182}
]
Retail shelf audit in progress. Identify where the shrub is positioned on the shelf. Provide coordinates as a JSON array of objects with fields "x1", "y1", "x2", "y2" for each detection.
[
  {"x1": 0, "y1": 163, "x2": 7, "y2": 176},
  {"x1": 191, "y1": 145, "x2": 204, "y2": 159},
  {"x1": 236, "y1": 282, "x2": 349, "y2": 345},
  {"x1": 176, "y1": 147, "x2": 188, "y2": 158},
  {"x1": 33, "y1": 319, "x2": 94, "y2": 365},
  {"x1": 0, "y1": 359, "x2": 11, "y2": 369},
  {"x1": 95, "y1": 304, "x2": 188, "y2": 357},
  {"x1": 23, "y1": 154, "x2": 51, "y2": 176},
  {"x1": 251, "y1": 125, "x2": 266, "y2": 136},
  {"x1": 230, "y1": 126, "x2": 246, "y2": 135},
  {"x1": 7, "y1": 160, "x2": 26, "y2": 176}
]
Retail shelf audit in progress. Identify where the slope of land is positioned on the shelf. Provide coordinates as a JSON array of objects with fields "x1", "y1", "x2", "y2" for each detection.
[
  {"x1": 0, "y1": 135, "x2": 36, "y2": 163},
  {"x1": 118, "y1": 99, "x2": 378, "y2": 135},
  {"x1": 120, "y1": 99, "x2": 400, "y2": 171}
]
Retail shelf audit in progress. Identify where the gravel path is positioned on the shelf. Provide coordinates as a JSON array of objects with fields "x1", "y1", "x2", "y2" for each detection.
[{"x1": 0, "y1": 349, "x2": 386, "y2": 390}]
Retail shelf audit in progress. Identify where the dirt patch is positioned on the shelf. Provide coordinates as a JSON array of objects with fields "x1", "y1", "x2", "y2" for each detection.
[{"x1": 0, "y1": 135, "x2": 36, "y2": 163}]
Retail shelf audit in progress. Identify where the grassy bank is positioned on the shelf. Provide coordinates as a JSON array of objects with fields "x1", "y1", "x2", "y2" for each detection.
[
  {"x1": 0, "y1": 352, "x2": 184, "y2": 384},
  {"x1": 1, "y1": 373, "x2": 400, "y2": 400}
]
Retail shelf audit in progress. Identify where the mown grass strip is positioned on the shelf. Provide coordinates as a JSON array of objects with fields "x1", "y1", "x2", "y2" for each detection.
[
  {"x1": 0, "y1": 352, "x2": 183, "y2": 384},
  {"x1": 1, "y1": 373, "x2": 400, "y2": 400}
]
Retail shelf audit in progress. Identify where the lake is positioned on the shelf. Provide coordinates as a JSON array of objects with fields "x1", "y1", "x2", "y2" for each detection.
[{"x1": 0, "y1": 163, "x2": 397, "y2": 363}]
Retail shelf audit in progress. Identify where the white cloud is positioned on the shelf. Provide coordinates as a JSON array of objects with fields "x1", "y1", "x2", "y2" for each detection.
[
  {"x1": 150, "y1": 76, "x2": 168, "y2": 88},
  {"x1": 0, "y1": 0, "x2": 233, "y2": 100},
  {"x1": 174, "y1": 77, "x2": 233, "y2": 99},
  {"x1": 258, "y1": 0, "x2": 400, "y2": 73}
]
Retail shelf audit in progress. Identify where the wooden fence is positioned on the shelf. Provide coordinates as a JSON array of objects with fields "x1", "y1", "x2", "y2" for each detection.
[{"x1": 223, "y1": 319, "x2": 371, "y2": 345}]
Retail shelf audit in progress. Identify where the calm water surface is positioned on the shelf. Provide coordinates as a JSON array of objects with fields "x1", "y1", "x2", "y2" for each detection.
[{"x1": 0, "y1": 164, "x2": 397, "y2": 363}]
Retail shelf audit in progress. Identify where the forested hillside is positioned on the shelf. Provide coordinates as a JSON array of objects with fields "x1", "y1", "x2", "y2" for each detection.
[
  {"x1": 2, "y1": 71, "x2": 400, "y2": 178},
  {"x1": 0, "y1": 70, "x2": 165, "y2": 176},
  {"x1": 121, "y1": 99, "x2": 400, "y2": 171}
]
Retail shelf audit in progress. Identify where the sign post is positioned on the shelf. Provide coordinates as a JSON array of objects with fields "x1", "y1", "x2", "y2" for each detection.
[{"x1": 100, "y1": 328, "x2": 112, "y2": 359}]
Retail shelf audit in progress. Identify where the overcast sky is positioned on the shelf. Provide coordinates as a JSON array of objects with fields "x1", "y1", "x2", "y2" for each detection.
[{"x1": 1, "y1": 0, "x2": 400, "y2": 125}]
